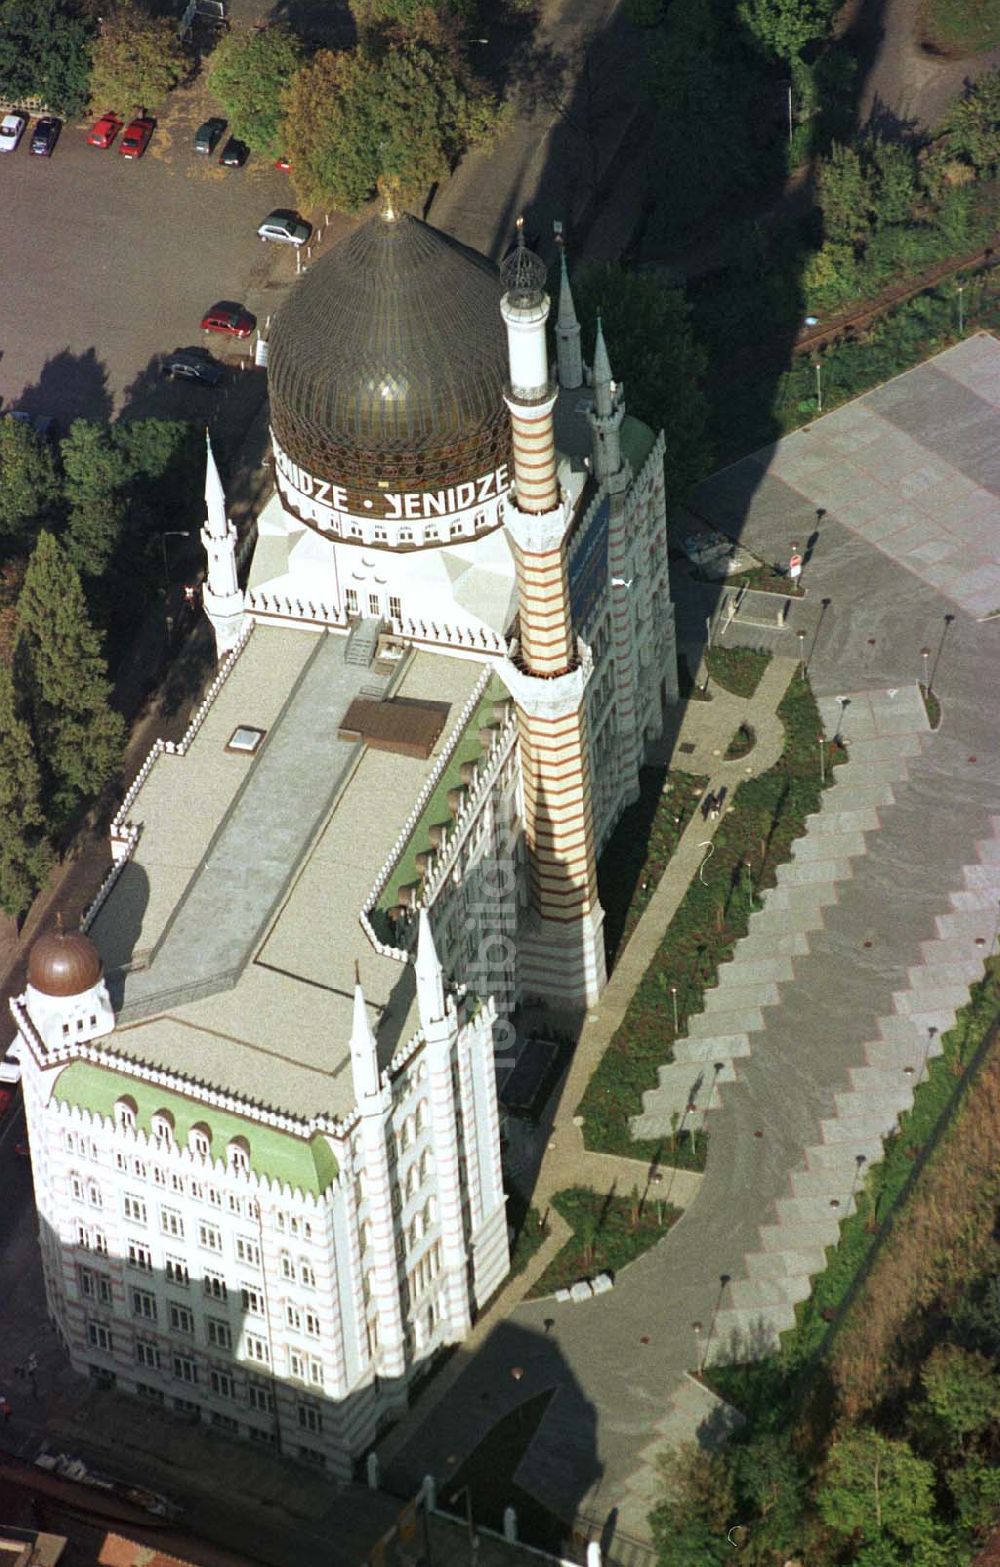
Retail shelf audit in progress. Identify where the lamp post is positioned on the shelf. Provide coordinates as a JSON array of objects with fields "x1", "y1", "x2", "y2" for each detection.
[
  {"x1": 920, "y1": 646, "x2": 930, "y2": 691},
  {"x1": 957, "y1": 283, "x2": 965, "y2": 338},
  {"x1": 670, "y1": 985, "x2": 679, "y2": 1034},
  {"x1": 814, "y1": 360, "x2": 823, "y2": 413},
  {"x1": 160, "y1": 530, "x2": 192, "y2": 636},
  {"x1": 448, "y1": 1486, "x2": 477, "y2": 1560}
]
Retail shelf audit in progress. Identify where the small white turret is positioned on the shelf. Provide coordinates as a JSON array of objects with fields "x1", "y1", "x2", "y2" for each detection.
[
  {"x1": 349, "y1": 975, "x2": 381, "y2": 1105},
  {"x1": 200, "y1": 431, "x2": 245, "y2": 659},
  {"x1": 415, "y1": 908, "x2": 447, "y2": 1031},
  {"x1": 555, "y1": 239, "x2": 583, "y2": 391},
  {"x1": 588, "y1": 315, "x2": 625, "y2": 485}
]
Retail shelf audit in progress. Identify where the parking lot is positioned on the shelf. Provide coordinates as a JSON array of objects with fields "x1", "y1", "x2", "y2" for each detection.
[{"x1": 0, "y1": 81, "x2": 353, "y2": 435}]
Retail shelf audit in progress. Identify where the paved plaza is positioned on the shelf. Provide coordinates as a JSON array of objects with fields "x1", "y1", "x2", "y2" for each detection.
[{"x1": 384, "y1": 335, "x2": 1000, "y2": 1542}]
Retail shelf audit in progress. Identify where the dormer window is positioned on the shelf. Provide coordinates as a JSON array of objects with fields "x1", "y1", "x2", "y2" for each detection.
[
  {"x1": 151, "y1": 1111, "x2": 174, "y2": 1148},
  {"x1": 227, "y1": 1137, "x2": 251, "y2": 1176},
  {"x1": 115, "y1": 1096, "x2": 137, "y2": 1133},
  {"x1": 189, "y1": 1123, "x2": 212, "y2": 1160}
]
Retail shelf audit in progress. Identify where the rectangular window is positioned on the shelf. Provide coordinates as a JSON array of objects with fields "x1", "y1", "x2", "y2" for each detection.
[
  {"x1": 189, "y1": 1180, "x2": 203, "y2": 1201},
  {"x1": 299, "y1": 1261, "x2": 316, "y2": 1289},
  {"x1": 368, "y1": 594, "x2": 381, "y2": 617},
  {"x1": 171, "y1": 1173, "x2": 184, "y2": 1193},
  {"x1": 211, "y1": 1411, "x2": 238, "y2": 1433},
  {"x1": 136, "y1": 1340, "x2": 160, "y2": 1370},
  {"x1": 309, "y1": 1359, "x2": 324, "y2": 1389},
  {"x1": 71, "y1": 1174, "x2": 84, "y2": 1201},
  {"x1": 286, "y1": 1305, "x2": 301, "y2": 1333},
  {"x1": 78, "y1": 1266, "x2": 94, "y2": 1298},
  {"x1": 199, "y1": 1222, "x2": 222, "y2": 1253},
  {"x1": 389, "y1": 596, "x2": 402, "y2": 620},
  {"x1": 344, "y1": 589, "x2": 358, "y2": 615},
  {"x1": 169, "y1": 1302, "x2": 194, "y2": 1335},
  {"x1": 128, "y1": 1241, "x2": 153, "y2": 1272},
  {"x1": 165, "y1": 1257, "x2": 189, "y2": 1287},
  {"x1": 136, "y1": 1382, "x2": 164, "y2": 1404},
  {"x1": 93, "y1": 1231, "x2": 108, "y2": 1256},
  {"x1": 248, "y1": 1380, "x2": 275, "y2": 1413},
  {"x1": 297, "y1": 1446, "x2": 326, "y2": 1468},
  {"x1": 241, "y1": 1286, "x2": 263, "y2": 1316},
  {"x1": 207, "y1": 1318, "x2": 232, "y2": 1351},
  {"x1": 123, "y1": 1194, "x2": 146, "y2": 1224},
  {"x1": 132, "y1": 1158, "x2": 146, "y2": 1179},
  {"x1": 297, "y1": 1403, "x2": 322, "y2": 1434},
  {"x1": 244, "y1": 1334, "x2": 270, "y2": 1366},
  {"x1": 76, "y1": 1223, "x2": 90, "y2": 1249},
  {"x1": 152, "y1": 1166, "x2": 166, "y2": 1187},
  {"x1": 206, "y1": 1187, "x2": 222, "y2": 1208},
  {"x1": 87, "y1": 1321, "x2": 113, "y2": 1352},
  {"x1": 97, "y1": 1274, "x2": 113, "y2": 1306},
  {"x1": 234, "y1": 1237, "x2": 259, "y2": 1267},
  {"x1": 203, "y1": 1272, "x2": 228, "y2": 1303},
  {"x1": 131, "y1": 1288, "x2": 157, "y2": 1321},
  {"x1": 115, "y1": 1152, "x2": 126, "y2": 1172},
  {"x1": 210, "y1": 1369, "x2": 235, "y2": 1399},
  {"x1": 172, "y1": 1355, "x2": 197, "y2": 1385},
  {"x1": 305, "y1": 1310, "x2": 321, "y2": 1338},
  {"x1": 160, "y1": 1207, "x2": 183, "y2": 1238},
  {"x1": 288, "y1": 1349, "x2": 305, "y2": 1381}
]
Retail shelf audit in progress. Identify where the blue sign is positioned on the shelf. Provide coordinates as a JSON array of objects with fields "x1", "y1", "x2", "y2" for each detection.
[{"x1": 569, "y1": 494, "x2": 610, "y2": 633}]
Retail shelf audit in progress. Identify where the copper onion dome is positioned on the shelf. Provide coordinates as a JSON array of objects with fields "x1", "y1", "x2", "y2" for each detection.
[
  {"x1": 27, "y1": 927, "x2": 103, "y2": 997},
  {"x1": 267, "y1": 209, "x2": 511, "y2": 497}
]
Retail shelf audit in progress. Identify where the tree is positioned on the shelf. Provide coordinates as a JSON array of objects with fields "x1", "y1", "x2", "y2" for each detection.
[
  {"x1": 60, "y1": 421, "x2": 130, "y2": 581},
  {"x1": 351, "y1": 0, "x2": 475, "y2": 30},
  {"x1": 208, "y1": 25, "x2": 303, "y2": 156},
  {"x1": 943, "y1": 69, "x2": 1000, "y2": 176},
  {"x1": 919, "y1": 1343, "x2": 1000, "y2": 1452},
  {"x1": 15, "y1": 532, "x2": 126, "y2": 828},
  {"x1": 737, "y1": 0, "x2": 837, "y2": 60},
  {"x1": 0, "y1": 420, "x2": 60, "y2": 553},
  {"x1": 0, "y1": 0, "x2": 95, "y2": 115},
  {"x1": 727, "y1": 1432, "x2": 807, "y2": 1562},
  {"x1": 869, "y1": 138, "x2": 918, "y2": 226},
  {"x1": 816, "y1": 1429, "x2": 937, "y2": 1552},
  {"x1": 818, "y1": 142, "x2": 874, "y2": 244},
  {"x1": 0, "y1": 663, "x2": 53, "y2": 918},
  {"x1": 284, "y1": 23, "x2": 499, "y2": 210},
  {"x1": 651, "y1": 1444, "x2": 733, "y2": 1567},
  {"x1": 87, "y1": 0, "x2": 185, "y2": 116},
  {"x1": 569, "y1": 265, "x2": 710, "y2": 498}
]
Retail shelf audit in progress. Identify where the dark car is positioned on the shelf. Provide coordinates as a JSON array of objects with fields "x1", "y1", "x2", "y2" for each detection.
[
  {"x1": 162, "y1": 352, "x2": 224, "y2": 387},
  {"x1": 219, "y1": 136, "x2": 248, "y2": 168},
  {"x1": 194, "y1": 117, "x2": 226, "y2": 155},
  {"x1": 30, "y1": 117, "x2": 60, "y2": 156}
]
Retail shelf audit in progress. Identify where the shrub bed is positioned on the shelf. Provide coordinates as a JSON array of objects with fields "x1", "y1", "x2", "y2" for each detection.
[{"x1": 528, "y1": 1185, "x2": 681, "y2": 1299}]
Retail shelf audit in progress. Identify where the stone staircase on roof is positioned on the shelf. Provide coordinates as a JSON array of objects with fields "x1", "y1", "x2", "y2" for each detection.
[{"x1": 345, "y1": 616, "x2": 383, "y2": 669}]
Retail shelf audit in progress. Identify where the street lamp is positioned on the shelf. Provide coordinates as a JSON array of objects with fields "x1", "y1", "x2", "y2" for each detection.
[
  {"x1": 957, "y1": 283, "x2": 965, "y2": 338},
  {"x1": 814, "y1": 360, "x2": 823, "y2": 413},
  {"x1": 160, "y1": 530, "x2": 192, "y2": 635},
  {"x1": 920, "y1": 646, "x2": 930, "y2": 690}
]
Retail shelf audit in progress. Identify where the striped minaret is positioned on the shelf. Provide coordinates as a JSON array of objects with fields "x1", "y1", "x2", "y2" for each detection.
[{"x1": 499, "y1": 224, "x2": 606, "y2": 1008}]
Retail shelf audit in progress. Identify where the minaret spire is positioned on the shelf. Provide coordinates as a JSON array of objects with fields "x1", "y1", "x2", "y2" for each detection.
[
  {"x1": 555, "y1": 235, "x2": 583, "y2": 391},
  {"x1": 200, "y1": 431, "x2": 245, "y2": 659},
  {"x1": 416, "y1": 908, "x2": 447, "y2": 1029},
  {"x1": 588, "y1": 315, "x2": 625, "y2": 485},
  {"x1": 349, "y1": 975, "x2": 380, "y2": 1102}
]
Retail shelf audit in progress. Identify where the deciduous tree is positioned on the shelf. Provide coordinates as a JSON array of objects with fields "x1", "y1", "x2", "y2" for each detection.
[
  {"x1": 651, "y1": 1444, "x2": 733, "y2": 1567},
  {"x1": 0, "y1": 663, "x2": 53, "y2": 919},
  {"x1": 737, "y1": 0, "x2": 838, "y2": 60},
  {"x1": 0, "y1": 0, "x2": 95, "y2": 115},
  {"x1": 816, "y1": 1429, "x2": 937, "y2": 1552},
  {"x1": 208, "y1": 25, "x2": 303, "y2": 156},
  {"x1": 818, "y1": 142, "x2": 873, "y2": 244},
  {"x1": 88, "y1": 0, "x2": 185, "y2": 116},
  {"x1": 15, "y1": 532, "x2": 125, "y2": 828},
  {"x1": 944, "y1": 69, "x2": 1000, "y2": 176},
  {"x1": 919, "y1": 1343, "x2": 1000, "y2": 1452}
]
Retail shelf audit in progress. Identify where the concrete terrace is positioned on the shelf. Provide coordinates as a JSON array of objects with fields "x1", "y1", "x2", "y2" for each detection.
[
  {"x1": 89, "y1": 630, "x2": 485, "y2": 1120},
  {"x1": 384, "y1": 335, "x2": 1000, "y2": 1540}
]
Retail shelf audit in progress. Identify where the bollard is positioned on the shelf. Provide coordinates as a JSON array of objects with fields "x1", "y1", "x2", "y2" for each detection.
[
  {"x1": 503, "y1": 1506, "x2": 517, "y2": 1543},
  {"x1": 587, "y1": 1543, "x2": 602, "y2": 1567},
  {"x1": 366, "y1": 1451, "x2": 380, "y2": 1490},
  {"x1": 422, "y1": 1474, "x2": 436, "y2": 1511}
]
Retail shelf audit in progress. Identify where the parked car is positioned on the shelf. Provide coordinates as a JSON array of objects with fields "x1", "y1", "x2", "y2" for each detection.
[
  {"x1": 30, "y1": 116, "x2": 60, "y2": 156},
  {"x1": 219, "y1": 136, "x2": 248, "y2": 168},
  {"x1": 162, "y1": 351, "x2": 224, "y2": 387},
  {"x1": 194, "y1": 116, "x2": 226, "y2": 154},
  {"x1": 0, "y1": 1045, "x2": 20, "y2": 1086},
  {"x1": 257, "y1": 209, "x2": 310, "y2": 247},
  {"x1": 0, "y1": 113, "x2": 27, "y2": 153},
  {"x1": 274, "y1": 154, "x2": 292, "y2": 172},
  {"x1": 119, "y1": 116, "x2": 154, "y2": 160},
  {"x1": 200, "y1": 302, "x2": 255, "y2": 338},
  {"x1": 87, "y1": 111, "x2": 122, "y2": 149}
]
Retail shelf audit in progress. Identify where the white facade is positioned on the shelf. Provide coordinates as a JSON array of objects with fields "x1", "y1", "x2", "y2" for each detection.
[{"x1": 12, "y1": 920, "x2": 507, "y2": 1480}]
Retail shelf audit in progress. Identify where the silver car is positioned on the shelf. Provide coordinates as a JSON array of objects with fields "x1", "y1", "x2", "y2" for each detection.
[
  {"x1": 0, "y1": 112, "x2": 27, "y2": 152},
  {"x1": 257, "y1": 209, "x2": 311, "y2": 247}
]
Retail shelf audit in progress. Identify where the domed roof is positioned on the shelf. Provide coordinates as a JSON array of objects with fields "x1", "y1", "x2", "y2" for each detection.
[
  {"x1": 268, "y1": 210, "x2": 511, "y2": 494},
  {"x1": 27, "y1": 928, "x2": 103, "y2": 998}
]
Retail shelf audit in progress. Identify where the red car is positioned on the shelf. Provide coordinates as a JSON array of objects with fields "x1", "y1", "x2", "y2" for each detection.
[
  {"x1": 200, "y1": 302, "x2": 256, "y2": 339},
  {"x1": 275, "y1": 155, "x2": 292, "y2": 172},
  {"x1": 119, "y1": 116, "x2": 154, "y2": 160},
  {"x1": 87, "y1": 111, "x2": 122, "y2": 149}
]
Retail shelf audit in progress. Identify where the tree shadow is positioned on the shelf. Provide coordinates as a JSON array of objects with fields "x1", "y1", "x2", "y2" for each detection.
[{"x1": 11, "y1": 346, "x2": 112, "y2": 430}]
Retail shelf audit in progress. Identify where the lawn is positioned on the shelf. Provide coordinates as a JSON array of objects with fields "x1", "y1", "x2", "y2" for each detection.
[
  {"x1": 705, "y1": 645, "x2": 771, "y2": 697},
  {"x1": 920, "y1": 0, "x2": 1000, "y2": 53},
  {"x1": 577, "y1": 670, "x2": 843, "y2": 1161},
  {"x1": 528, "y1": 1185, "x2": 681, "y2": 1298},
  {"x1": 598, "y1": 768, "x2": 708, "y2": 967},
  {"x1": 506, "y1": 1186, "x2": 551, "y2": 1280}
]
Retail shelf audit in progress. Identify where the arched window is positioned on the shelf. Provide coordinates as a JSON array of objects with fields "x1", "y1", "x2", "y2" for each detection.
[
  {"x1": 414, "y1": 1100, "x2": 427, "y2": 1135},
  {"x1": 281, "y1": 1252, "x2": 295, "y2": 1281},
  {"x1": 227, "y1": 1136, "x2": 250, "y2": 1175},
  {"x1": 423, "y1": 1196, "x2": 437, "y2": 1229},
  {"x1": 359, "y1": 1221, "x2": 372, "y2": 1255},
  {"x1": 151, "y1": 1111, "x2": 174, "y2": 1147},
  {"x1": 189, "y1": 1123, "x2": 212, "y2": 1160},
  {"x1": 114, "y1": 1096, "x2": 137, "y2": 1133},
  {"x1": 419, "y1": 1149, "x2": 433, "y2": 1183}
]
